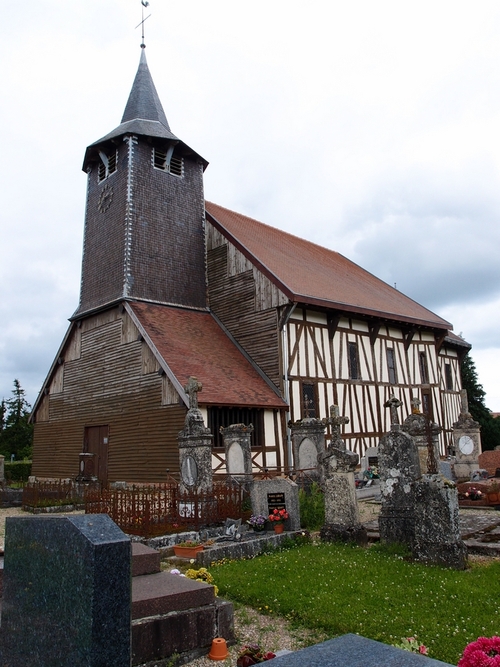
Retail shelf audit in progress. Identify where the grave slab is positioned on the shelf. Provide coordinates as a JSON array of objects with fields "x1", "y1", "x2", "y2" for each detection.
[
  {"x1": 269, "y1": 634, "x2": 454, "y2": 667},
  {"x1": 132, "y1": 570, "x2": 214, "y2": 619},
  {"x1": 0, "y1": 514, "x2": 131, "y2": 667}
]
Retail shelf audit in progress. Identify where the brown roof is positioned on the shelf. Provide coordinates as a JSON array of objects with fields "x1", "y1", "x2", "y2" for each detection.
[
  {"x1": 205, "y1": 202, "x2": 452, "y2": 330},
  {"x1": 128, "y1": 302, "x2": 286, "y2": 409}
]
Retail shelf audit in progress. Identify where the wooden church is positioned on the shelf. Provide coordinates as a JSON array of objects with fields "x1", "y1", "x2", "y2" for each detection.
[{"x1": 31, "y1": 47, "x2": 469, "y2": 484}]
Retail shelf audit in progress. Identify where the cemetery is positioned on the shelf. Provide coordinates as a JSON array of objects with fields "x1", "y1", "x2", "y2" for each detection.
[{"x1": 1, "y1": 385, "x2": 500, "y2": 666}]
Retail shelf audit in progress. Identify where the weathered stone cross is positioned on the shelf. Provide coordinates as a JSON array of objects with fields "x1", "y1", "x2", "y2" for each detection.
[
  {"x1": 384, "y1": 395, "x2": 402, "y2": 426},
  {"x1": 460, "y1": 389, "x2": 469, "y2": 416},
  {"x1": 184, "y1": 376, "x2": 202, "y2": 410},
  {"x1": 325, "y1": 405, "x2": 349, "y2": 440}
]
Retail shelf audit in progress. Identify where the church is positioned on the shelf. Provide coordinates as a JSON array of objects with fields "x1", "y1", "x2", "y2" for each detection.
[{"x1": 31, "y1": 46, "x2": 469, "y2": 484}]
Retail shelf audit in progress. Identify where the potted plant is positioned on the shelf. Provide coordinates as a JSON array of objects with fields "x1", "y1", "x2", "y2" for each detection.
[
  {"x1": 248, "y1": 515, "x2": 267, "y2": 532},
  {"x1": 173, "y1": 539, "x2": 204, "y2": 558},
  {"x1": 268, "y1": 508, "x2": 289, "y2": 534},
  {"x1": 487, "y1": 481, "x2": 500, "y2": 505}
]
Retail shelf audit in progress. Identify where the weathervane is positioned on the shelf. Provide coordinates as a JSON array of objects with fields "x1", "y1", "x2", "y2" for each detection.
[{"x1": 136, "y1": 0, "x2": 151, "y2": 49}]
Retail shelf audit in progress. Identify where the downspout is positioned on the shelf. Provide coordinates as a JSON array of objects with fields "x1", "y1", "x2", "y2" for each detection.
[{"x1": 281, "y1": 304, "x2": 296, "y2": 470}]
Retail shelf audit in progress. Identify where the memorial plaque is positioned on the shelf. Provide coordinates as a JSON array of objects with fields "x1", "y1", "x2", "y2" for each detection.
[
  {"x1": 267, "y1": 492, "x2": 286, "y2": 513},
  {"x1": 368, "y1": 456, "x2": 378, "y2": 467}
]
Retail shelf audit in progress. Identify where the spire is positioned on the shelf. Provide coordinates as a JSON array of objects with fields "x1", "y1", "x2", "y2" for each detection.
[{"x1": 121, "y1": 48, "x2": 170, "y2": 129}]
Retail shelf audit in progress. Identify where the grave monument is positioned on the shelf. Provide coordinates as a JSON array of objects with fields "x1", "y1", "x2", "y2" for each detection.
[
  {"x1": 378, "y1": 396, "x2": 421, "y2": 546},
  {"x1": 178, "y1": 376, "x2": 213, "y2": 494},
  {"x1": 452, "y1": 389, "x2": 481, "y2": 481},
  {"x1": 402, "y1": 396, "x2": 441, "y2": 476},
  {"x1": 289, "y1": 413, "x2": 326, "y2": 478},
  {"x1": 250, "y1": 477, "x2": 300, "y2": 531},
  {"x1": 319, "y1": 406, "x2": 367, "y2": 545},
  {"x1": 0, "y1": 514, "x2": 131, "y2": 667},
  {"x1": 221, "y1": 423, "x2": 253, "y2": 482}
]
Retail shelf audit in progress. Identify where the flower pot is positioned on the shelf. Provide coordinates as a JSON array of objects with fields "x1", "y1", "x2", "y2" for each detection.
[
  {"x1": 488, "y1": 492, "x2": 499, "y2": 504},
  {"x1": 208, "y1": 637, "x2": 229, "y2": 661},
  {"x1": 273, "y1": 523, "x2": 284, "y2": 534},
  {"x1": 253, "y1": 524, "x2": 266, "y2": 532},
  {"x1": 173, "y1": 544, "x2": 204, "y2": 558}
]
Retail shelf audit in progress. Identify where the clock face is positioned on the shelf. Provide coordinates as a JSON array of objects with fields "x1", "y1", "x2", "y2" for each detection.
[
  {"x1": 97, "y1": 185, "x2": 114, "y2": 213},
  {"x1": 458, "y1": 435, "x2": 474, "y2": 456}
]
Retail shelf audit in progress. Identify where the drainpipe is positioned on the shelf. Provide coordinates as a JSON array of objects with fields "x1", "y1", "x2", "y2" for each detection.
[{"x1": 281, "y1": 304, "x2": 296, "y2": 470}]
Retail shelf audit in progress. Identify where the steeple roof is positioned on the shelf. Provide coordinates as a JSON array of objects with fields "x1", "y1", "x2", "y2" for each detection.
[{"x1": 83, "y1": 48, "x2": 207, "y2": 171}]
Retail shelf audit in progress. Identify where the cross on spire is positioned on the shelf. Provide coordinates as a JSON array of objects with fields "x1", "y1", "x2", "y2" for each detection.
[
  {"x1": 136, "y1": 0, "x2": 152, "y2": 49},
  {"x1": 385, "y1": 395, "x2": 402, "y2": 427},
  {"x1": 184, "y1": 376, "x2": 202, "y2": 410}
]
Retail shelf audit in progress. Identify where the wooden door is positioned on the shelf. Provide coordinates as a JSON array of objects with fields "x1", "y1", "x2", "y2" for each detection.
[{"x1": 84, "y1": 425, "x2": 109, "y2": 484}]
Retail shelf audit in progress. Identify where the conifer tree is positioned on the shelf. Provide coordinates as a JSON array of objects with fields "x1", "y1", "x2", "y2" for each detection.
[
  {"x1": 461, "y1": 352, "x2": 500, "y2": 451},
  {"x1": 0, "y1": 379, "x2": 33, "y2": 460}
]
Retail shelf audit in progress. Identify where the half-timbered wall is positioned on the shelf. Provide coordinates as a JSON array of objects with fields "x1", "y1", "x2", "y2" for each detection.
[
  {"x1": 32, "y1": 308, "x2": 187, "y2": 483},
  {"x1": 206, "y1": 223, "x2": 288, "y2": 387},
  {"x1": 286, "y1": 308, "x2": 462, "y2": 458}
]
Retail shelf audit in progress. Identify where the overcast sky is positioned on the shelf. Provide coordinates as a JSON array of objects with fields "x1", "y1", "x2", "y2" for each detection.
[{"x1": 1, "y1": 0, "x2": 500, "y2": 411}]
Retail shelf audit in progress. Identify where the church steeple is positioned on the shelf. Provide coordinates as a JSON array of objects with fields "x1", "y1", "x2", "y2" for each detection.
[{"x1": 75, "y1": 49, "x2": 209, "y2": 318}]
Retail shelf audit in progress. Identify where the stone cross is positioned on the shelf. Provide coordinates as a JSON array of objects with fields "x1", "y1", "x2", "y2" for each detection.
[
  {"x1": 325, "y1": 405, "x2": 349, "y2": 440},
  {"x1": 411, "y1": 396, "x2": 421, "y2": 414},
  {"x1": 184, "y1": 376, "x2": 202, "y2": 410},
  {"x1": 385, "y1": 395, "x2": 402, "y2": 426}
]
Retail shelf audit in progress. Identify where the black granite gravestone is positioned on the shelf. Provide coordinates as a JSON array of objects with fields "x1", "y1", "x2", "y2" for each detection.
[{"x1": 0, "y1": 514, "x2": 131, "y2": 667}]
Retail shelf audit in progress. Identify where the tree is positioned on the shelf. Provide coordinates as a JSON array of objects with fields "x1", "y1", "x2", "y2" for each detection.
[
  {"x1": 461, "y1": 352, "x2": 500, "y2": 451},
  {"x1": 0, "y1": 379, "x2": 33, "y2": 460}
]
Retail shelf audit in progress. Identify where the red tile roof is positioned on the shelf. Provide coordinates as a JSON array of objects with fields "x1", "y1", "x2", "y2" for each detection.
[
  {"x1": 128, "y1": 302, "x2": 286, "y2": 409},
  {"x1": 205, "y1": 202, "x2": 452, "y2": 330}
]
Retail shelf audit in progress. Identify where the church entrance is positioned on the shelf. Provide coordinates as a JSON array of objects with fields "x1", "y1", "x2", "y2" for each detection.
[{"x1": 84, "y1": 425, "x2": 109, "y2": 484}]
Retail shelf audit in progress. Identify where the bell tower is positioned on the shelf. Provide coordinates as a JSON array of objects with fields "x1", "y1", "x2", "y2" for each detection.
[{"x1": 74, "y1": 47, "x2": 209, "y2": 318}]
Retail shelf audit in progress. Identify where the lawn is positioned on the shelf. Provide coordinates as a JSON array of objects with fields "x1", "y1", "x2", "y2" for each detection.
[{"x1": 212, "y1": 540, "x2": 500, "y2": 665}]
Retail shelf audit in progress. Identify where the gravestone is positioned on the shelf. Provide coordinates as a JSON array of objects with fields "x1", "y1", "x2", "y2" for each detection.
[
  {"x1": 290, "y1": 417, "x2": 326, "y2": 478},
  {"x1": 0, "y1": 514, "x2": 131, "y2": 667},
  {"x1": 360, "y1": 447, "x2": 379, "y2": 474},
  {"x1": 412, "y1": 474, "x2": 467, "y2": 569},
  {"x1": 378, "y1": 396, "x2": 421, "y2": 546},
  {"x1": 478, "y1": 450, "x2": 500, "y2": 477},
  {"x1": 402, "y1": 397, "x2": 441, "y2": 475},
  {"x1": 250, "y1": 478, "x2": 300, "y2": 530},
  {"x1": 178, "y1": 376, "x2": 213, "y2": 494},
  {"x1": 221, "y1": 423, "x2": 253, "y2": 482},
  {"x1": 452, "y1": 390, "x2": 481, "y2": 481},
  {"x1": 269, "y1": 633, "x2": 454, "y2": 667},
  {"x1": 319, "y1": 406, "x2": 367, "y2": 545}
]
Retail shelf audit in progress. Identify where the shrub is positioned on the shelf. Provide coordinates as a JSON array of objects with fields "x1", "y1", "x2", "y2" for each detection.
[
  {"x1": 299, "y1": 482, "x2": 324, "y2": 530},
  {"x1": 4, "y1": 460, "x2": 32, "y2": 483}
]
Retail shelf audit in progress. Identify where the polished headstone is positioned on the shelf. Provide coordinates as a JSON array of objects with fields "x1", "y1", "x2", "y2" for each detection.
[
  {"x1": 269, "y1": 634, "x2": 454, "y2": 667},
  {"x1": 0, "y1": 514, "x2": 131, "y2": 667}
]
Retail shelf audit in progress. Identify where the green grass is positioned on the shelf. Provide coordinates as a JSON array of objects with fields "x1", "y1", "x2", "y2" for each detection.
[{"x1": 212, "y1": 541, "x2": 500, "y2": 665}]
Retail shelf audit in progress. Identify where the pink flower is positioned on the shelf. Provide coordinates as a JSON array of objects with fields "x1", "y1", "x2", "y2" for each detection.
[{"x1": 419, "y1": 645, "x2": 428, "y2": 655}]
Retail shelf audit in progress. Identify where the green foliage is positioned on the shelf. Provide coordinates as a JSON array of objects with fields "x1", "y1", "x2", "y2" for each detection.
[
  {"x1": 461, "y1": 353, "x2": 500, "y2": 451},
  {"x1": 299, "y1": 482, "x2": 325, "y2": 530},
  {"x1": 213, "y1": 541, "x2": 500, "y2": 665},
  {"x1": 0, "y1": 380, "x2": 33, "y2": 460},
  {"x1": 4, "y1": 461, "x2": 32, "y2": 483}
]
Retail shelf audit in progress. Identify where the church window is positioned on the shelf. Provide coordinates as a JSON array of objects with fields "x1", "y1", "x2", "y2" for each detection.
[
  {"x1": 97, "y1": 149, "x2": 117, "y2": 182},
  {"x1": 348, "y1": 342, "x2": 360, "y2": 380},
  {"x1": 387, "y1": 348, "x2": 397, "y2": 384},
  {"x1": 300, "y1": 382, "x2": 318, "y2": 418},
  {"x1": 419, "y1": 351, "x2": 429, "y2": 384},
  {"x1": 445, "y1": 362, "x2": 453, "y2": 390},
  {"x1": 153, "y1": 147, "x2": 184, "y2": 177},
  {"x1": 208, "y1": 407, "x2": 264, "y2": 449}
]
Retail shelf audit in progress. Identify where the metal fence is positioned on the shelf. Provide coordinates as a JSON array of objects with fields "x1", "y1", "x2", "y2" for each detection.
[
  {"x1": 84, "y1": 482, "x2": 245, "y2": 537},
  {"x1": 22, "y1": 480, "x2": 86, "y2": 509}
]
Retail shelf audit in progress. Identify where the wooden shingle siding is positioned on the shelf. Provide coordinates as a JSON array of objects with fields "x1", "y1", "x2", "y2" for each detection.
[
  {"x1": 206, "y1": 226, "x2": 286, "y2": 388},
  {"x1": 32, "y1": 312, "x2": 187, "y2": 482}
]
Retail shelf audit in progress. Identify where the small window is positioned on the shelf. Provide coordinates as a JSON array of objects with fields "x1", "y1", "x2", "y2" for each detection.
[
  {"x1": 153, "y1": 147, "x2": 183, "y2": 177},
  {"x1": 208, "y1": 407, "x2": 263, "y2": 448},
  {"x1": 301, "y1": 382, "x2": 318, "y2": 419},
  {"x1": 419, "y1": 352, "x2": 429, "y2": 385},
  {"x1": 387, "y1": 348, "x2": 397, "y2": 385},
  {"x1": 421, "y1": 388, "x2": 432, "y2": 418},
  {"x1": 348, "y1": 342, "x2": 360, "y2": 380},
  {"x1": 98, "y1": 150, "x2": 117, "y2": 183},
  {"x1": 445, "y1": 363, "x2": 453, "y2": 391}
]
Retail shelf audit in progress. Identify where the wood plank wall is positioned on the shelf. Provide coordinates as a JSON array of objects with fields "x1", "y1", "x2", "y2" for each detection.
[{"x1": 32, "y1": 308, "x2": 186, "y2": 482}]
